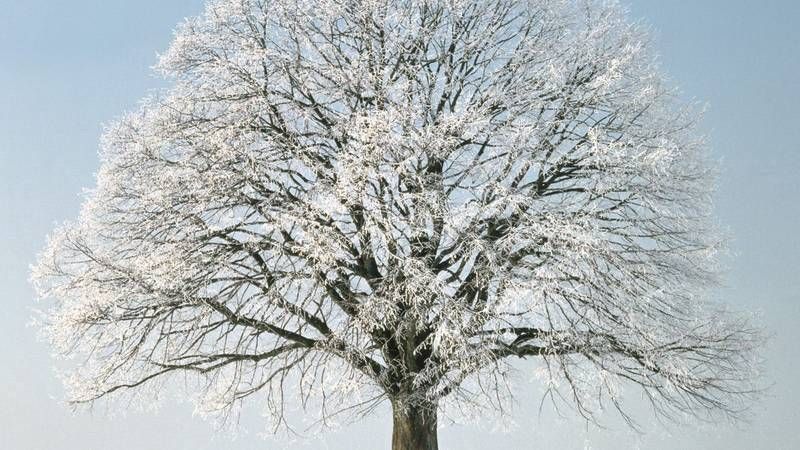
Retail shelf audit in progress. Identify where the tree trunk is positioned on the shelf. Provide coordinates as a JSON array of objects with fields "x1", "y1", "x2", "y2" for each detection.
[{"x1": 391, "y1": 403, "x2": 438, "y2": 450}]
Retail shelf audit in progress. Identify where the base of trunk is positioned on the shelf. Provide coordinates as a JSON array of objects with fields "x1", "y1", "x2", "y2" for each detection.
[{"x1": 391, "y1": 402, "x2": 438, "y2": 450}]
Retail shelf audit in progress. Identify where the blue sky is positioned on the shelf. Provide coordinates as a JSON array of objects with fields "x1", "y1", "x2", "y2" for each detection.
[{"x1": 1, "y1": 1, "x2": 798, "y2": 449}]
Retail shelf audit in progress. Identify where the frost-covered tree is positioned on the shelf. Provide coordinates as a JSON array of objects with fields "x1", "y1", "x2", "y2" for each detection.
[{"x1": 33, "y1": 1, "x2": 762, "y2": 449}]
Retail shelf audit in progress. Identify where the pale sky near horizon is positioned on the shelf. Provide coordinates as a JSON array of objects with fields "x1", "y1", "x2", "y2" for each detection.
[{"x1": 1, "y1": 1, "x2": 798, "y2": 449}]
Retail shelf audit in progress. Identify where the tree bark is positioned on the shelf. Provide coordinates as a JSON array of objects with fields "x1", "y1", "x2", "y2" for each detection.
[{"x1": 391, "y1": 402, "x2": 438, "y2": 450}]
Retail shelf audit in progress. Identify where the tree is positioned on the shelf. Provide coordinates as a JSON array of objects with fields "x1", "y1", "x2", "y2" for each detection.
[{"x1": 33, "y1": 1, "x2": 763, "y2": 449}]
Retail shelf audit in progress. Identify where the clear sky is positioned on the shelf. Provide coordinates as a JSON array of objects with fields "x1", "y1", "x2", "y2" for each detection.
[{"x1": 1, "y1": 1, "x2": 798, "y2": 449}]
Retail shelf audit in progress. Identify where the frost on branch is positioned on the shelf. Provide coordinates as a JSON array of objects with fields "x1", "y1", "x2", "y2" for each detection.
[{"x1": 33, "y1": 0, "x2": 762, "y2": 431}]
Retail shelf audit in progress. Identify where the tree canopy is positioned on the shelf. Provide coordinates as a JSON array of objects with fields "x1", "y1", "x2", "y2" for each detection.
[{"x1": 33, "y1": 1, "x2": 762, "y2": 448}]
